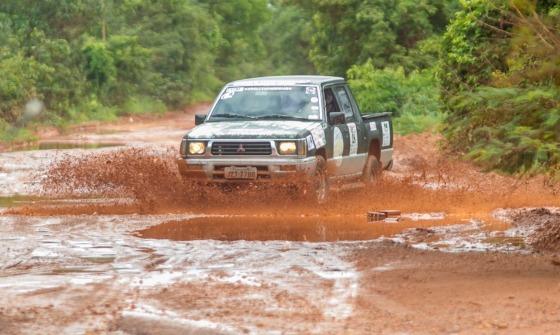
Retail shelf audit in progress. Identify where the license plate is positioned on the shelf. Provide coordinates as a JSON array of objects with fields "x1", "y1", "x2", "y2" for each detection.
[{"x1": 224, "y1": 166, "x2": 258, "y2": 180}]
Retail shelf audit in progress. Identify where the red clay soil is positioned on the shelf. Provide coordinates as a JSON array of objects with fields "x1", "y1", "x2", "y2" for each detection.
[
  {"x1": 350, "y1": 242, "x2": 560, "y2": 334},
  {"x1": 512, "y1": 208, "x2": 560, "y2": 253},
  {"x1": 3, "y1": 117, "x2": 560, "y2": 333}
]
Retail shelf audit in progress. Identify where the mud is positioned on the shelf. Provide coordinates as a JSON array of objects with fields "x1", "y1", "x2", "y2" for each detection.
[
  {"x1": 135, "y1": 214, "x2": 467, "y2": 242},
  {"x1": 511, "y1": 208, "x2": 560, "y2": 253},
  {"x1": 2, "y1": 106, "x2": 560, "y2": 334},
  {"x1": 19, "y1": 142, "x2": 557, "y2": 218}
]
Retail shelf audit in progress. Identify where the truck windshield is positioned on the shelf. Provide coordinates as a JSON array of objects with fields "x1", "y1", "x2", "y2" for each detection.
[{"x1": 209, "y1": 86, "x2": 321, "y2": 121}]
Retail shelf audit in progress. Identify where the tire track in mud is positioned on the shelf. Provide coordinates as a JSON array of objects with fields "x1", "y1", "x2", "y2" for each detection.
[{"x1": 0, "y1": 213, "x2": 363, "y2": 333}]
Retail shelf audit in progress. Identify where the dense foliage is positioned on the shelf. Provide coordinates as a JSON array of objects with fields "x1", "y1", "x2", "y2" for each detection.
[
  {"x1": 1, "y1": 0, "x2": 559, "y2": 176},
  {"x1": 441, "y1": 0, "x2": 560, "y2": 175},
  {"x1": 0, "y1": 0, "x2": 313, "y2": 140},
  {"x1": 291, "y1": 0, "x2": 459, "y2": 76},
  {"x1": 348, "y1": 64, "x2": 443, "y2": 134}
]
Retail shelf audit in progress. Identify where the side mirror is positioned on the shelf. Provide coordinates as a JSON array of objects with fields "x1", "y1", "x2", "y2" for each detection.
[
  {"x1": 328, "y1": 112, "x2": 345, "y2": 125},
  {"x1": 195, "y1": 114, "x2": 207, "y2": 125}
]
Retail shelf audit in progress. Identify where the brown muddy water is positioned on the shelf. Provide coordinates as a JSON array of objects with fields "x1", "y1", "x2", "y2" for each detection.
[{"x1": 134, "y1": 214, "x2": 497, "y2": 243}]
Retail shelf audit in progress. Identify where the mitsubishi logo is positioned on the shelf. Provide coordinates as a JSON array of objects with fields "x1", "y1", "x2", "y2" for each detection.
[{"x1": 236, "y1": 144, "x2": 246, "y2": 153}]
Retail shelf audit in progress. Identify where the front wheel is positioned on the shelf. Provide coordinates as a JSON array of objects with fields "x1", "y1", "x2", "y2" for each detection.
[
  {"x1": 363, "y1": 155, "x2": 382, "y2": 185},
  {"x1": 306, "y1": 156, "x2": 329, "y2": 204}
]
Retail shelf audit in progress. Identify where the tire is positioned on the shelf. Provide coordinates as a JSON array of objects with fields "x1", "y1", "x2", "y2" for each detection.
[
  {"x1": 308, "y1": 156, "x2": 329, "y2": 204},
  {"x1": 363, "y1": 155, "x2": 382, "y2": 185}
]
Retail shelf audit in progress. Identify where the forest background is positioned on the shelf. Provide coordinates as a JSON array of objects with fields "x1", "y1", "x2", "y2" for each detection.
[{"x1": 1, "y1": 0, "x2": 558, "y2": 175}]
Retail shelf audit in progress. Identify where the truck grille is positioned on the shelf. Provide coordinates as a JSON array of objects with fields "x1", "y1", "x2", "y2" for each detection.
[{"x1": 211, "y1": 142, "x2": 272, "y2": 156}]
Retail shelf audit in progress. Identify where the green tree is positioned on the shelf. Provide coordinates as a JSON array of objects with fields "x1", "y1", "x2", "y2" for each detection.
[
  {"x1": 291, "y1": 0, "x2": 459, "y2": 76},
  {"x1": 203, "y1": 0, "x2": 270, "y2": 81},
  {"x1": 440, "y1": 0, "x2": 560, "y2": 175},
  {"x1": 260, "y1": 1, "x2": 315, "y2": 75}
]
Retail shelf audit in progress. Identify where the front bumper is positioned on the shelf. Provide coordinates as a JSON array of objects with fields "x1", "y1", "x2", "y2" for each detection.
[{"x1": 177, "y1": 156, "x2": 317, "y2": 183}]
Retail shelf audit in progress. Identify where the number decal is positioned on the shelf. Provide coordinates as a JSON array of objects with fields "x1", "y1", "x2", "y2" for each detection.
[
  {"x1": 381, "y1": 121, "x2": 391, "y2": 147},
  {"x1": 333, "y1": 127, "x2": 344, "y2": 167},
  {"x1": 347, "y1": 122, "x2": 358, "y2": 156}
]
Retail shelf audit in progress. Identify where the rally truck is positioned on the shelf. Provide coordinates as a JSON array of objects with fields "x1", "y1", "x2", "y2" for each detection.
[{"x1": 177, "y1": 75, "x2": 393, "y2": 203}]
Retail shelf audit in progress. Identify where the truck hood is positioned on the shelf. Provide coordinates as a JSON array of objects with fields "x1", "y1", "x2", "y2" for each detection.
[{"x1": 186, "y1": 120, "x2": 321, "y2": 140}]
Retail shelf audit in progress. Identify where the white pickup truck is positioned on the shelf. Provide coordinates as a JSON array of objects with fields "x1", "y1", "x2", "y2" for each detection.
[{"x1": 177, "y1": 75, "x2": 393, "y2": 203}]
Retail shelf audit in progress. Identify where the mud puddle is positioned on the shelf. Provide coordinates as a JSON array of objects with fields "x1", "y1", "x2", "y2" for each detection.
[{"x1": 134, "y1": 213, "x2": 509, "y2": 244}]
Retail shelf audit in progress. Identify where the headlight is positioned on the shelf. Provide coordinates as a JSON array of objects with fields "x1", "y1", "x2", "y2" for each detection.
[
  {"x1": 278, "y1": 141, "x2": 297, "y2": 155},
  {"x1": 188, "y1": 142, "x2": 206, "y2": 155}
]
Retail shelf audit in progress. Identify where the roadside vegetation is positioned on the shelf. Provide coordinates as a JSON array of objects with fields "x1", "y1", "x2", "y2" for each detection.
[
  {"x1": 440, "y1": 0, "x2": 560, "y2": 176},
  {"x1": 0, "y1": 0, "x2": 313, "y2": 142},
  {"x1": 1, "y1": 0, "x2": 558, "y2": 176}
]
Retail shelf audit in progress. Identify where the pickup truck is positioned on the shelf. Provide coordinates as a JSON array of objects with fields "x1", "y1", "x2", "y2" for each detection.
[{"x1": 177, "y1": 75, "x2": 393, "y2": 203}]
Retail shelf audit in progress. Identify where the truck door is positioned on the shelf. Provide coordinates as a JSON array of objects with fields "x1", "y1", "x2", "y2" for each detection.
[
  {"x1": 323, "y1": 87, "x2": 346, "y2": 176},
  {"x1": 332, "y1": 85, "x2": 368, "y2": 175}
]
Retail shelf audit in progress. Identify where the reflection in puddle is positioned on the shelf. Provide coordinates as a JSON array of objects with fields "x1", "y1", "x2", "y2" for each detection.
[{"x1": 135, "y1": 214, "x2": 478, "y2": 242}]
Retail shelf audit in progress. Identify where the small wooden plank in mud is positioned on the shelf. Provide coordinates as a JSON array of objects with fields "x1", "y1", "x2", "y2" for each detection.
[
  {"x1": 367, "y1": 212, "x2": 387, "y2": 222},
  {"x1": 380, "y1": 210, "x2": 401, "y2": 217}
]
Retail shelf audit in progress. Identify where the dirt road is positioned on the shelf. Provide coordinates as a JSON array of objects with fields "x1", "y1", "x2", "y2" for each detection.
[{"x1": 1, "y1": 106, "x2": 559, "y2": 334}]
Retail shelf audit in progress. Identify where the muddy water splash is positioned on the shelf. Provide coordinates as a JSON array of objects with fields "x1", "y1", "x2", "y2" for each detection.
[
  {"x1": 39, "y1": 147, "x2": 197, "y2": 212},
  {"x1": 4, "y1": 143, "x2": 553, "y2": 218}
]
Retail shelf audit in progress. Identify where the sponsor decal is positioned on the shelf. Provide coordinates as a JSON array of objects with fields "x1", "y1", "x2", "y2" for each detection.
[
  {"x1": 369, "y1": 121, "x2": 377, "y2": 131},
  {"x1": 220, "y1": 87, "x2": 244, "y2": 99},
  {"x1": 347, "y1": 122, "x2": 358, "y2": 156},
  {"x1": 244, "y1": 86, "x2": 293, "y2": 91},
  {"x1": 333, "y1": 127, "x2": 344, "y2": 167},
  {"x1": 310, "y1": 97, "x2": 319, "y2": 103},
  {"x1": 381, "y1": 121, "x2": 391, "y2": 147},
  {"x1": 310, "y1": 125, "x2": 326, "y2": 148},
  {"x1": 306, "y1": 134, "x2": 315, "y2": 150},
  {"x1": 305, "y1": 86, "x2": 317, "y2": 95},
  {"x1": 232, "y1": 80, "x2": 299, "y2": 86}
]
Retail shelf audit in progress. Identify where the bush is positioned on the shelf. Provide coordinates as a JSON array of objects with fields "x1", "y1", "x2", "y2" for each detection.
[
  {"x1": 348, "y1": 62, "x2": 442, "y2": 134},
  {"x1": 440, "y1": 0, "x2": 560, "y2": 176},
  {"x1": 0, "y1": 119, "x2": 36, "y2": 143},
  {"x1": 447, "y1": 86, "x2": 560, "y2": 174},
  {"x1": 347, "y1": 64, "x2": 405, "y2": 116},
  {"x1": 396, "y1": 111, "x2": 445, "y2": 135},
  {"x1": 64, "y1": 97, "x2": 118, "y2": 124},
  {"x1": 0, "y1": 54, "x2": 52, "y2": 123},
  {"x1": 121, "y1": 97, "x2": 166, "y2": 116}
]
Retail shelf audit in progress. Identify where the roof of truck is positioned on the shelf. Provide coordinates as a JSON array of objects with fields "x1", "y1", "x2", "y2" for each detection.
[{"x1": 228, "y1": 75, "x2": 345, "y2": 87}]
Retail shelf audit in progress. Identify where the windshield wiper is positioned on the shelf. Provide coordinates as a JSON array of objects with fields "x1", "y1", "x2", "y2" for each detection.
[
  {"x1": 256, "y1": 114, "x2": 311, "y2": 121},
  {"x1": 210, "y1": 113, "x2": 257, "y2": 119}
]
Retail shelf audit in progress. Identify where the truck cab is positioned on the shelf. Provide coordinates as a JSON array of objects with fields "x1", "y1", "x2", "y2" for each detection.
[{"x1": 177, "y1": 75, "x2": 393, "y2": 203}]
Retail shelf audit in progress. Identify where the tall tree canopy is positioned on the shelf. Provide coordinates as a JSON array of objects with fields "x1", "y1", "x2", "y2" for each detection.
[{"x1": 291, "y1": 0, "x2": 459, "y2": 76}]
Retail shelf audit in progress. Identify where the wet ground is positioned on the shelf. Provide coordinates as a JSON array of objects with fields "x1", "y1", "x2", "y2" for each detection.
[{"x1": 1, "y1": 106, "x2": 560, "y2": 334}]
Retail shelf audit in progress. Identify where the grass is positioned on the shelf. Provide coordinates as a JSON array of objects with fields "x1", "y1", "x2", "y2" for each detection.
[
  {"x1": 0, "y1": 119, "x2": 37, "y2": 144},
  {"x1": 0, "y1": 95, "x2": 176, "y2": 146},
  {"x1": 393, "y1": 111, "x2": 445, "y2": 135},
  {"x1": 121, "y1": 96, "x2": 166, "y2": 116}
]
